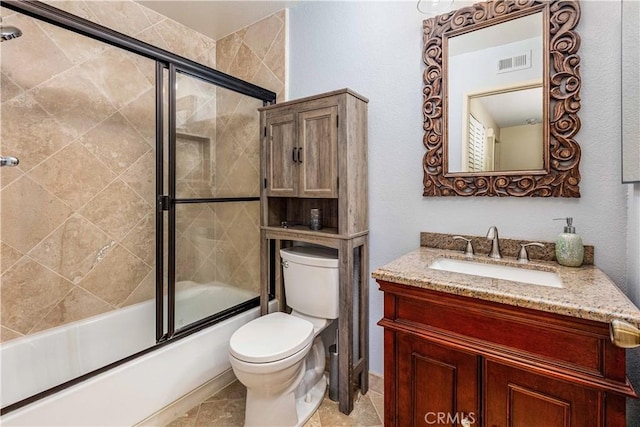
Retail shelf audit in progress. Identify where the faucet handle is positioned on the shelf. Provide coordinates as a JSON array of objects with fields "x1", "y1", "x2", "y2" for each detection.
[
  {"x1": 452, "y1": 236, "x2": 474, "y2": 257},
  {"x1": 518, "y1": 242, "x2": 545, "y2": 263}
]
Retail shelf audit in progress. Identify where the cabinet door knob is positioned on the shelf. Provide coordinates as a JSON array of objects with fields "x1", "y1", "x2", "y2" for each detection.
[
  {"x1": 298, "y1": 147, "x2": 303, "y2": 163},
  {"x1": 461, "y1": 416, "x2": 472, "y2": 427},
  {"x1": 292, "y1": 147, "x2": 298, "y2": 163}
]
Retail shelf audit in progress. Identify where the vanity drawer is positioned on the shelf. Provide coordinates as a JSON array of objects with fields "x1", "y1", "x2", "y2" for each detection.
[{"x1": 379, "y1": 281, "x2": 626, "y2": 383}]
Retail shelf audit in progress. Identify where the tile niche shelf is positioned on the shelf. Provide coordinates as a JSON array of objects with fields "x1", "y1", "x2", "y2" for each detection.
[{"x1": 259, "y1": 89, "x2": 369, "y2": 415}]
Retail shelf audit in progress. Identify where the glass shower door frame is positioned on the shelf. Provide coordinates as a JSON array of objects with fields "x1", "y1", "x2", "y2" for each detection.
[{"x1": 156, "y1": 64, "x2": 268, "y2": 342}]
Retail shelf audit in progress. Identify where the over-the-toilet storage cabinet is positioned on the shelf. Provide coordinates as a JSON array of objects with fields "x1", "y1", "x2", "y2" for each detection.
[{"x1": 258, "y1": 89, "x2": 369, "y2": 414}]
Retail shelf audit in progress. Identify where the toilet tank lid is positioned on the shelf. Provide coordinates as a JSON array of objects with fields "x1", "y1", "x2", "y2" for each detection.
[
  {"x1": 280, "y1": 246, "x2": 339, "y2": 268},
  {"x1": 229, "y1": 312, "x2": 314, "y2": 363}
]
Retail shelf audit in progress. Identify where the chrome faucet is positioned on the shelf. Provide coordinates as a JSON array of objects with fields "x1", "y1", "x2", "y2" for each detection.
[{"x1": 486, "y1": 226, "x2": 502, "y2": 259}]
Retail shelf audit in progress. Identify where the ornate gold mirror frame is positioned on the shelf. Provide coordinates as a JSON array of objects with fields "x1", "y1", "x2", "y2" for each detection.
[{"x1": 422, "y1": 0, "x2": 581, "y2": 197}]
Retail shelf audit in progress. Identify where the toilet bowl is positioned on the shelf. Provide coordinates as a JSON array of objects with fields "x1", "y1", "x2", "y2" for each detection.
[{"x1": 228, "y1": 246, "x2": 339, "y2": 427}]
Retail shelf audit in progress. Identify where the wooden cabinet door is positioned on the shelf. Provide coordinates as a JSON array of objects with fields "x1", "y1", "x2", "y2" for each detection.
[
  {"x1": 297, "y1": 106, "x2": 338, "y2": 198},
  {"x1": 265, "y1": 113, "x2": 297, "y2": 197},
  {"x1": 397, "y1": 333, "x2": 480, "y2": 427},
  {"x1": 484, "y1": 360, "x2": 601, "y2": 427}
]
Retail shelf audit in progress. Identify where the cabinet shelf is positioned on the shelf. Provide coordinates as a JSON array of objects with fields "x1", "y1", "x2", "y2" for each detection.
[{"x1": 261, "y1": 225, "x2": 340, "y2": 237}]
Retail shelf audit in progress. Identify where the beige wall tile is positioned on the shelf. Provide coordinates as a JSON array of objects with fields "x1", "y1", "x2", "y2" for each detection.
[
  {"x1": 121, "y1": 269, "x2": 155, "y2": 307},
  {"x1": 121, "y1": 213, "x2": 155, "y2": 267},
  {"x1": 79, "y1": 48, "x2": 154, "y2": 110},
  {"x1": 121, "y1": 150, "x2": 156, "y2": 206},
  {"x1": 1, "y1": 93, "x2": 75, "y2": 172},
  {"x1": 79, "y1": 112, "x2": 151, "y2": 174},
  {"x1": 0, "y1": 257, "x2": 73, "y2": 334},
  {"x1": 225, "y1": 205, "x2": 259, "y2": 256},
  {"x1": 28, "y1": 141, "x2": 117, "y2": 210},
  {"x1": 214, "y1": 238, "x2": 241, "y2": 285},
  {"x1": 0, "y1": 166, "x2": 24, "y2": 190},
  {"x1": 215, "y1": 88, "x2": 243, "y2": 128},
  {"x1": 44, "y1": 1, "x2": 97, "y2": 22},
  {"x1": 263, "y1": 27, "x2": 286, "y2": 85},
  {"x1": 242, "y1": 14, "x2": 283, "y2": 61},
  {"x1": 191, "y1": 257, "x2": 217, "y2": 285},
  {"x1": 153, "y1": 19, "x2": 215, "y2": 65},
  {"x1": 1, "y1": 326, "x2": 23, "y2": 343},
  {"x1": 31, "y1": 67, "x2": 117, "y2": 137},
  {"x1": 119, "y1": 88, "x2": 156, "y2": 145},
  {"x1": 37, "y1": 19, "x2": 108, "y2": 65},
  {"x1": 185, "y1": 207, "x2": 218, "y2": 255},
  {"x1": 229, "y1": 261, "x2": 257, "y2": 294},
  {"x1": 31, "y1": 287, "x2": 113, "y2": 333},
  {"x1": 222, "y1": 154, "x2": 259, "y2": 198},
  {"x1": 79, "y1": 179, "x2": 150, "y2": 240},
  {"x1": 214, "y1": 131, "x2": 244, "y2": 184},
  {"x1": 176, "y1": 235, "x2": 207, "y2": 283},
  {"x1": 138, "y1": 5, "x2": 165, "y2": 26},
  {"x1": 28, "y1": 215, "x2": 116, "y2": 284},
  {"x1": 252, "y1": 63, "x2": 283, "y2": 96},
  {"x1": 1, "y1": 72, "x2": 23, "y2": 103},
  {"x1": 134, "y1": 25, "x2": 169, "y2": 50},
  {"x1": 0, "y1": 13, "x2": 74, "y2": 91},
  {"x1": 176, "y1": 205, "x2": 204, "y2": 240},
  {"x1": 85, "y1": 1, "x2": 152, "y2": 37},
  {"x1": 1, "y1": 242, "x2": 23, "y2": 274},
  {"x1": 213, "y1": 32, "x2": 244, "y2": 73},
  {"x1": 227, "y1": 43, "x2": 261, "y2": 83},
  {"x1": 1, "y1": 176, "x2": 72, "y2": 254},
  {"x1": 78, "y1": 244, "x2": 150, "y2": 306}
]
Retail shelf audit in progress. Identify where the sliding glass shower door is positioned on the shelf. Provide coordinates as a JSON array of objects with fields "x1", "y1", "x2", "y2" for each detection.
[{"x1": 163, "y1": 68, "x2": 264, "y2": 336}]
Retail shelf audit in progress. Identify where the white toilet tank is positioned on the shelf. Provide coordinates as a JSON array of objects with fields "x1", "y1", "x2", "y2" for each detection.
[{"x1": 280, "y1": 246, "x2": 339, "y2": 320}]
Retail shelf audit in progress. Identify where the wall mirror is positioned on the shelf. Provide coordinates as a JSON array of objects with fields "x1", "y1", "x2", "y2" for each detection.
[
  {"x1": 423, "y1": 0, "x2": 582, "y2": 197},
  {"x1": 622, "y1": 0, "x2": 640, "y2": 183}
]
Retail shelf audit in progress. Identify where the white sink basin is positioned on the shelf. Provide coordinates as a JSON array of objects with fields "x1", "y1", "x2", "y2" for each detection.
[{"x1": 429, "y1": 258, "x2": 563, "y2": 288}]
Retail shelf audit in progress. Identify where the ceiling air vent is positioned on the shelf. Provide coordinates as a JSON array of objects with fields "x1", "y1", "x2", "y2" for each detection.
[{"x1": 497, "y1": 50, "x2": 532, "y2": 74}]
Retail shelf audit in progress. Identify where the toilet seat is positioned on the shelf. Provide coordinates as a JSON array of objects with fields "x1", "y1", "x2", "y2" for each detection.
[{"x1": 229, "y1": 312, "x2": 314, "y2": 363}]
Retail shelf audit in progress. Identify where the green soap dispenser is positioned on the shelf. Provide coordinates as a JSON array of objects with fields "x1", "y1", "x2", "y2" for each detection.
[{"x1": 553, "y1": 217, "x2": 584, "y2": 267}]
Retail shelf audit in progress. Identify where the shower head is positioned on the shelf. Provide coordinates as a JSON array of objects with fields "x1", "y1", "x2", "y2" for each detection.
[{"x1": 0, "y1": 17, "x2": 22, "y2": 42}]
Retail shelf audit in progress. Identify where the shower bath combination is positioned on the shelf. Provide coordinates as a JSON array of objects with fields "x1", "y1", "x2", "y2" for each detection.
[{"x1": 0, "y1": 1, "x2": 278, "y2": 424}]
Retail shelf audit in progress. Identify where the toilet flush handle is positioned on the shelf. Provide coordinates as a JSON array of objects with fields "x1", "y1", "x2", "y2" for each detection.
[{"x1": 281, "y1": 259, "x2": 289, "y2": 268}]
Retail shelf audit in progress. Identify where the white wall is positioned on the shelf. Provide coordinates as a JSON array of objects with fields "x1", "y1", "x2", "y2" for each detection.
[{"x1": 288, "y1": 0, "x2": 637, "y2": 420}]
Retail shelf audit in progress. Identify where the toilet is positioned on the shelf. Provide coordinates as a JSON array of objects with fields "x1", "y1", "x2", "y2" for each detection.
[{"x1": 229, "y1": 246, "x2": 339, "y2": 427}]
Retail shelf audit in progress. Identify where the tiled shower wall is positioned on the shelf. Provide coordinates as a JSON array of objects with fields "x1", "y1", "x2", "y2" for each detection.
[
  {"x1": 0, "y1": 1, "x2": 286, "y2": 342},
  {"x1": 207, "y1": 11, "x2": 286, "y2": 292}
]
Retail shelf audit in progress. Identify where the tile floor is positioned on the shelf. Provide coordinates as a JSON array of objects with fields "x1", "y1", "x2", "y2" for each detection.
[{"x1": 166, "y1": 381, "x2": 383, "y2": 427}]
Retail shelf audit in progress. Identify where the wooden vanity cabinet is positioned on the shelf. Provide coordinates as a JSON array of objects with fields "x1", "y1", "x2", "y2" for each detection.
[{"x1": 378, "y1": 280, "x2": 636, "y2": 427}]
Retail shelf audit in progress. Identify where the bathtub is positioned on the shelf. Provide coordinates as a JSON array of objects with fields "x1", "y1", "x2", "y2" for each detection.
[{"x1": 1, "y1": 282, "x2": 261, "y2": 426}]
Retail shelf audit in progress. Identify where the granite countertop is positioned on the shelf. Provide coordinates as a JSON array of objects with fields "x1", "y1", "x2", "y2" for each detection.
[{"x1": 372, "y1": 246, "x2": 640, "y2": 329}]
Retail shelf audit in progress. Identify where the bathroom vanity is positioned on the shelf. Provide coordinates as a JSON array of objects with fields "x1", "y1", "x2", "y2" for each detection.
[{"x1": 374, "y1": 234, "x2": 640, "y2": 426}]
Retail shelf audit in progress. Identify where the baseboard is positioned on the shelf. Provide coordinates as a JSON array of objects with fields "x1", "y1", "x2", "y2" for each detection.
[
  {"x1": 368, "y1": 372, "x2": 384, "y2": 395},
  {"x1": 134, "y1": 369, "x2": 237, "y2": 427}
]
